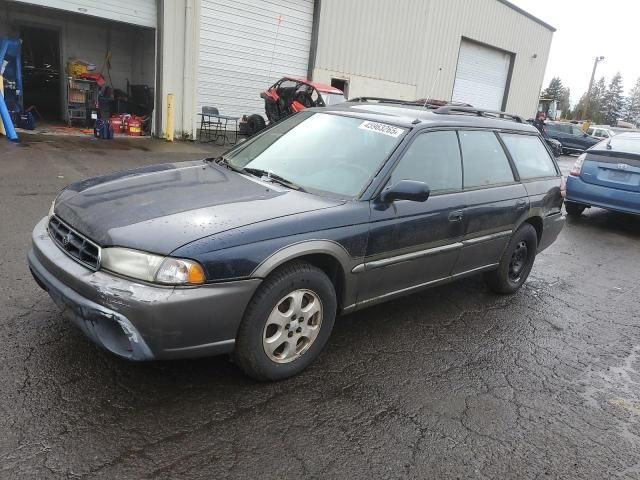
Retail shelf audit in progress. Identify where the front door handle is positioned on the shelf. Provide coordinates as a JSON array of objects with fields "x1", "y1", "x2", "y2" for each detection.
[
  {"x1": 516, "y1": 200, "x2": 527, "y2": 211},
  {"x1": 448, "y1": 210, "x2": 464, "y2": 222}
]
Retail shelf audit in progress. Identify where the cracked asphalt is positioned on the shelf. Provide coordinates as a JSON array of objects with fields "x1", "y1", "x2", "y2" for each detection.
[{"x1": 1, "y1": 135, "x2": 640, "y2": 479}]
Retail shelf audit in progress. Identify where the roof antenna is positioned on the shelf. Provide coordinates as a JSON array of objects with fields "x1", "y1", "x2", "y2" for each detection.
[
  {"x1": 413, "y1": 67, "x2": 442, "y2": 124},
  {"x1": 267, "y1": 15, "x2": 283, "y2": 83}
]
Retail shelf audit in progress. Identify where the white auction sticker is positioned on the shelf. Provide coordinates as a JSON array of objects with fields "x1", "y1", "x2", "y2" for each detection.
[{"x1": 358, "y1": 121, "x2": 403, "y2": 138}]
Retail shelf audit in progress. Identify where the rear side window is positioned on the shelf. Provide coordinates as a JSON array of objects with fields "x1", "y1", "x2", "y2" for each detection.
[
  {"x1": 501, "y1": 134, "x2": 558, "y2": 179},
  {"x1": 458, "y1": 131, "x2": 514, "y2": 188},
  {"x1": 390, "y1": 131, "x2": 462, "y2": 192}
]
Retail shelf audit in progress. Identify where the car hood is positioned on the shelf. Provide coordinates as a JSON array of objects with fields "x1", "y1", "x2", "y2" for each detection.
[{"x1": 54, "y1": 161, "x2": 344, "y2": 254}]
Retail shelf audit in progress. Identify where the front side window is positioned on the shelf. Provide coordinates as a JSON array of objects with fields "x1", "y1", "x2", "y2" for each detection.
[
  {"x1": 226, "y1": 112, "x2": 406, "y2": 197},
  {"x1": 501, "y1": 133, "x2": 558, "y2": 179},
  {"x1": 389, "y1": 131, "x2": 462, "y2": 192},
  {"x1": 459, "y1": 131, "x2": 515, "y2": 188}
]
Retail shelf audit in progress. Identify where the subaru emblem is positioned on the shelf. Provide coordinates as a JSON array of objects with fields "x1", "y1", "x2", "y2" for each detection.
[{"x1": 618, "y1": 163, "x2": 628, "y2": 170}]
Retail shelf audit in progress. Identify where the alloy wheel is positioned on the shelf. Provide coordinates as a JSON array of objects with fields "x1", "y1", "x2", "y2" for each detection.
[{"x1": 262, "y1": 289, "x2": 323, "y2": 363}]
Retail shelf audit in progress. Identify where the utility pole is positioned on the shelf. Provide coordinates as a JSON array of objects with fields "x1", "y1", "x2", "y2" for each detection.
[{"x1": 581, "y1": 56, "x2": 605, "y2": 120}]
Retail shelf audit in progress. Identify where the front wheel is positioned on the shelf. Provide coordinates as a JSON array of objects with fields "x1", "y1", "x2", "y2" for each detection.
[
  {"x1": 233, "y1": 261, "x2": 337, "y2": 381},
  {"x1": 484, "y1": 224, "x2": 538, "y2": 294}
]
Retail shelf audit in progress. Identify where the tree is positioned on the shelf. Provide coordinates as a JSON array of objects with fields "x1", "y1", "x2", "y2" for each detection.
[
  {"x1": 541, "y1": 77, "x2": 571, "y2": 119},
  {"x1": 602, "y1": 72, "x2": 625, "y2": 126},
  {"x1": 573, "y1": 76, "x2": 606, "y2": 122},
  {"x1": 623, "y1": 77, "x2": 640, "y2": 126},
  {"x1": 542, "y1": 77, "x2": 564, "y2": 101},
  {"x1": 558, "y1": 87, "x2": 571, "y2": 116}
]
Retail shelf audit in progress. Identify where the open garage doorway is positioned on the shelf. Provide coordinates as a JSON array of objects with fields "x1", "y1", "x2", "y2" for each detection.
[{"x1": 20, "y1": 25, "x2": 62, "y2": 121}]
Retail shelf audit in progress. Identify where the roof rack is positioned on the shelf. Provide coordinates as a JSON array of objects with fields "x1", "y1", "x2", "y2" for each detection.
[
  {"x1": 433, "y1": 106, "x2": 523, "y2": 123},
  {"x1": 349, "y1": 97, "x2": 425, "y2": 106}
]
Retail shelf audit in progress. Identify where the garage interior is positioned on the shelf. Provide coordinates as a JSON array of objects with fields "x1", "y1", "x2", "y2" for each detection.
[{"x1": 0, "y1": 0, "x2": 156, "y2": 136}]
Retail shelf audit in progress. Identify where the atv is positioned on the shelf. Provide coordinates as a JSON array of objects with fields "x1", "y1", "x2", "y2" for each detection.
[{"x1": 241, "y1": 76, "x2": 346, "y2": 136}]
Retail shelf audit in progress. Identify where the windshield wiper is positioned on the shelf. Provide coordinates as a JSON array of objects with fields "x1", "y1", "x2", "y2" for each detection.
[
  {"x1": 212, "y1": 156, "x2": 245, "y2": 173},
  {"x1": 243, "y1": 167, "x2": 307, "y2": 192}
]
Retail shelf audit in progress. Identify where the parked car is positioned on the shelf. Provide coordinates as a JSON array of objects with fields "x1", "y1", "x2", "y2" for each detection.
[
  {"x1": 545, "y1": 121, "x2": 600, "y2": 153},
  {"x1": 565, "y1": 132, "x2": 640, "y2": 216},
  {"x1": 28, "y1": 103, "x2": 564, "y2": 381},
  {"x1": 586, "y1": 125, "x2": 616, "y2": 140},
  {"x1": 526, "y1": 119, "x2": 563, "y2": 157}
]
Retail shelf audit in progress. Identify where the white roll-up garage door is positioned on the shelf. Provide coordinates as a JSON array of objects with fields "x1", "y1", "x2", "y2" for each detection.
[
  {"x1": 452, "y1": 40, "x2": 511, "y2": 111},
  {"x1": 11, "y1": 0, "x2": 156, "y2": 28},
  {"x1": 198, "y1": 0, "x2": 314, "y2": 119}
]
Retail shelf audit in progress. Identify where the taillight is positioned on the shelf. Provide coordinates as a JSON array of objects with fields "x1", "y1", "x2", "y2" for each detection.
[{"x1": 570, "y1": 153, "x2": 587, "y2": 176}]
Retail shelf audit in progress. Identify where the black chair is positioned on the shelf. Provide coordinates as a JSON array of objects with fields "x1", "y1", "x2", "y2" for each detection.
[
  {"x1": 199, "y1": 106, "x2": 223, "y2": 143},
  {"x1": 198, "y1": 106, "x2": 240, "y2": 145}
]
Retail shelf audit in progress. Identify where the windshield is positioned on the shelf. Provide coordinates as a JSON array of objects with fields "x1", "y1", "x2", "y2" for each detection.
[
  {"x1": 321, "y1": 92, "x2": 347, "y2": 106},
  {"x1": 225, "y1": 112, "x2": 406, "y2": 197}
]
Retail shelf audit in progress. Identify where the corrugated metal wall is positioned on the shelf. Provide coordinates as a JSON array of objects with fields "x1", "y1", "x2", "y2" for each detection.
[
  {"x1": 198, "y1": 0, "x2": 314, "y2": 119},
  {"x1": 10, "y1": 0, "x2": 157, "y2": 28},
  {"x1": 314, "y1": 0, "x2": 553, "y2": 118}
]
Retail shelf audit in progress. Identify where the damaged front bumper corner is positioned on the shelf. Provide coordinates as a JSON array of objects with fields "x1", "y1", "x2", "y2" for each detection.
[
  {"x1": 28, "y1": 217, "x2": 261, "y2": 361},
  {"x1": 29, "y1": 248, "x2": 154, "y2": 360}
]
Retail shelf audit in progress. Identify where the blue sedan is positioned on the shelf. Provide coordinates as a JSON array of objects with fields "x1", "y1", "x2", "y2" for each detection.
[{"x1": 565, "y1": 132, "x2": 640, "y2": 216}]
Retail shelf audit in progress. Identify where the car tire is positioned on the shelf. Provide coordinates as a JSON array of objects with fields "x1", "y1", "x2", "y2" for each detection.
[
  {"x1": 233, "y1": 261, "x2": 337, "y2": 381},
  {"x1": 484, "y1": 224, "x2": 538, "y2": 295},
  {"x1": 245, "y1": 114, "x2": 266, "y2": 136},
  {"x1": 565, "y1": 201, "x2": 586, "y2": 216}
]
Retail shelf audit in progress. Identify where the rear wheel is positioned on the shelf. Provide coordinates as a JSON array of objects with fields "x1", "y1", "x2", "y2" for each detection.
[
  {"x1": 233, "y1": 261, "x2": 336, "y2": 381},
  {"x1": 484, "y1": 224, "x2": 538, "y2": 294},
  {"x1": 565, "y1": 201, "x2": 586, "y2": 216}
]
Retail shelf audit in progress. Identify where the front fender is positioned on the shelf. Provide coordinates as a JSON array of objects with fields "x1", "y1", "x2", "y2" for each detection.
[{"x1": 251, "y1": 240, "x2": 360, "y2": 311}]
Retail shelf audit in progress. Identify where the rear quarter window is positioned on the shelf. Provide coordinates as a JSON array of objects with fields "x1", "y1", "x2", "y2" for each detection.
[
  {"x1": 458, "y1": 131, "x2": 515, "y2": 187},
  {"x1": 501, "y1": 133, "x2": 558, "y2": 179}
]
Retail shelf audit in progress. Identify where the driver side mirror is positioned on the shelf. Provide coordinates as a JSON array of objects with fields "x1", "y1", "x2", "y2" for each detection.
[{"x1": 380, "y1": 180, "x2": 430, "y2": 203}]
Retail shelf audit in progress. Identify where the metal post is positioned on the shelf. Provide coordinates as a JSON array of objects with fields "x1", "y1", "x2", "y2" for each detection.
[
  {"x1": 581, "y1": 56, "x2": 604, "y2": 120},
  {"x1": 166, "y1": 93, "x2": 175, "y2": 142}
]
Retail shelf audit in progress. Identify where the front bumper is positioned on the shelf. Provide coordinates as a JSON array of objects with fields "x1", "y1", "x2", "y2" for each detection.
[
  {"x1": 566, "y1": 176, "x2": 640, "y2": 215},
  {"x1": 28, "y1": 217, "x2": 261, "y2": 360}
]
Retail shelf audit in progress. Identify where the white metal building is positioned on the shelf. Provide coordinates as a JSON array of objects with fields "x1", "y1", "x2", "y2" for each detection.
[
  {"x1": 312, "y1": 0, "x2": 555, "y2": 118},
  {"x1": 1, "y1": 0, "x2": 554, "y2": 139}
]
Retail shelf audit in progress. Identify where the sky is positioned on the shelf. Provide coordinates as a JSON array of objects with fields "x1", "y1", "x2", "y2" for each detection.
[{"x1": 509, "y1": 0, "x2": 640, "y2": 105}]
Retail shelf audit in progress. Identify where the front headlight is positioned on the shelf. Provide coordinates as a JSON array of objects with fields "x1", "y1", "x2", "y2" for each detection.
[{"x1": 100, "y1": 247, "x2": 206, "y2": 285}]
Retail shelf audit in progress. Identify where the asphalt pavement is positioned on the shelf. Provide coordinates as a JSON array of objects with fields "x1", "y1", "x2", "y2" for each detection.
[{"x1": 1, "y1": 138, "x2": 640, "y2": 479}]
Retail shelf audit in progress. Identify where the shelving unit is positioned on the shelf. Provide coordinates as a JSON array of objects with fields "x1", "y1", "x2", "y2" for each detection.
[{"x1": 67, "y1": 77, "x2": 98, "y2": 127}]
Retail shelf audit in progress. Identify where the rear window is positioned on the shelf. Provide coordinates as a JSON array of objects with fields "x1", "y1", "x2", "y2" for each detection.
[
  {"x1": 594, "y1": 135, "x2": 640, "y2": 155},
  {"x1": 500, "y1": 133, "x2": 558, "y2": 179}
]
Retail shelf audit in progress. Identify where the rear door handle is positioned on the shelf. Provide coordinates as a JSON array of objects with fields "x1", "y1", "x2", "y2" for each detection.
[
  {"x1": 448, "y1": 210, "x2": 464, "y2": 222},
  {"x1": 516, "y1": 200, "x2": 527, "y2": 211}
]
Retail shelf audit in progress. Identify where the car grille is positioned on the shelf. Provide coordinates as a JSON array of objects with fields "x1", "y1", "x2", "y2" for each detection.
[{"x1": 48, "y1": 215, "x2": 101, "y2": 270}]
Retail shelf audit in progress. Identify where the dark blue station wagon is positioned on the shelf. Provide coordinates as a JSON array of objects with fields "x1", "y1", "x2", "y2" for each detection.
[{"x1": 29, "y1": 102, "x2": 565, "y2": 380}]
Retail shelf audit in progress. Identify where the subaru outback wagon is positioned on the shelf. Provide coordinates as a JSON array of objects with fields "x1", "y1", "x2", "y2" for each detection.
[{"x1": 29, "y1": 102, "x2": 565, "y2": 381}]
